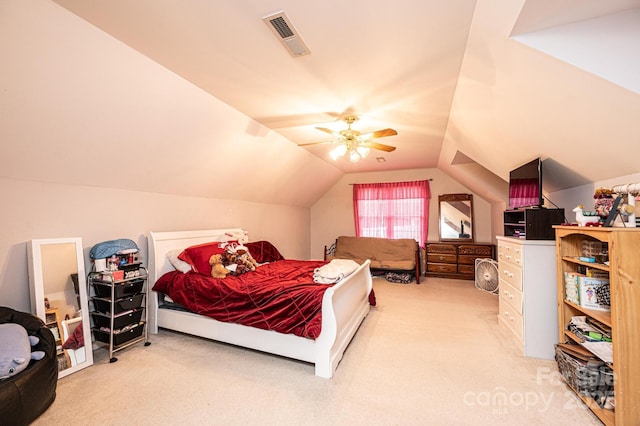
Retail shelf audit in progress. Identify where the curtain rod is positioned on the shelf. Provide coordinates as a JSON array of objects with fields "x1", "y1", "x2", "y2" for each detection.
[{"x1": 348, "y1": 178, "x2": 433, "y2": 185}]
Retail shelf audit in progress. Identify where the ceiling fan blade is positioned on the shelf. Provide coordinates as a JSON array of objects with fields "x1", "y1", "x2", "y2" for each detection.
[
  {"x1": 316, "y1": 127, "x2": 340, "y2": 137},
  {"x1": 362, "y1": 128, "x2": 398, "y2": 139},
  {"x1": 298, "y1": 140, "x2": 334, "y2": 147},
  {"x1": 360, "y1": 141, "x2": 397, "y2": 152}
]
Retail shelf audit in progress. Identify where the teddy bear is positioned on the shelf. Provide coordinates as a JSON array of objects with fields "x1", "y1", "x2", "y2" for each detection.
[
  {"x1": 209, "y1": 253, "x2": 231, "y2": 279},
  {"x1": 221, "y1": 245, "x2": 259, "y2": 276},
  {"x1": 0, "y1": 323, "x2": 45, "y2": 380},
  {"x1": 235, "y1": 247, "x2": 259, "y2": 272}
]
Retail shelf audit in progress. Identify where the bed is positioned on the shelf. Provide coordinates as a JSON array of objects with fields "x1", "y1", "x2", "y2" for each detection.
[{"x1": 147, "y1": 229, "x2": 373, "y2": 378}]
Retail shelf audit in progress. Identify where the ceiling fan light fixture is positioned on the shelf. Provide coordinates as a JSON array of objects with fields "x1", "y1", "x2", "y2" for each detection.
[
  {"x1": 330, "y1": 144, "x2": 347, "y2": 160},
  {"x1": 299, "y1": 114, "x2": 398, "y2": 162},
  {"x1": 356, "y1": 146, "x2": 370, "y2": 158}
]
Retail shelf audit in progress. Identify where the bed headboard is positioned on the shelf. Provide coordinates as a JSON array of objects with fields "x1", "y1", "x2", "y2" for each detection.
[
  {"x1": 147, "y1": 228, "x2": 245, "y2": 285},
  {"x1": 146, "y1": 228, "x2": 244, "y2": 334}
]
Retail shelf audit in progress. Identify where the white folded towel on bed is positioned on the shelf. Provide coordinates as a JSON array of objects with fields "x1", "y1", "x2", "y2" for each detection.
[{"x1": 313, "y1": 259, "x2": 360, "y2": 284}]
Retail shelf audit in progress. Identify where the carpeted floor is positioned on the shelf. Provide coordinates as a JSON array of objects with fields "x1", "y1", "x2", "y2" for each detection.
[{"x1": 34, "y1": 277, "x2": 601, "y2": 425}]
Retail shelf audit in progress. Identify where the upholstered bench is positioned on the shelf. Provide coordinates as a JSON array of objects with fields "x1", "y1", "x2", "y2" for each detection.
[{"x1": 324, "y1": 236, "x2": 420, "y2": 283}]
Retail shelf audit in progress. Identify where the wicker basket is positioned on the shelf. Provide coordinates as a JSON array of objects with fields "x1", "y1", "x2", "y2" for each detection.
[{"x1": 555, "y1": 345, "x2": 613, "y2": 401}]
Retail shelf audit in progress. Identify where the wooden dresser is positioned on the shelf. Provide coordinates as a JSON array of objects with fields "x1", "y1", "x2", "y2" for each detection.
[
  {"x1": 425, "y1": 242, "x2": 495, "y2": 280},
  {"x1": 496, "y1": 236, "x2": 557, "y2": 359}
]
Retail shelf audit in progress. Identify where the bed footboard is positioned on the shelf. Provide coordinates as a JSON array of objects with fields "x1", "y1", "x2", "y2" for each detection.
[{"x1": 314, "y1": 259, "x2": 372, "y2": 378}]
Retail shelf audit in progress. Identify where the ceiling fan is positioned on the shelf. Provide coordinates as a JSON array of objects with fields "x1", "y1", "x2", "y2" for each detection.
[{"x1": 298, "y1": 115, "x2": 397, "y2": 162}]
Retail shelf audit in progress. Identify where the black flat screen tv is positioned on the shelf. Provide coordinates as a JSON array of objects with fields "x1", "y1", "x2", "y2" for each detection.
[{"x1": 509, "y1": 158, "x2": 543, "y2": 209}]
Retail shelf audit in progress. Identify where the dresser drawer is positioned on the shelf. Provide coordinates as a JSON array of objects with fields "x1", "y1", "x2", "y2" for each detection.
[
  {"x1": 498, "y1": 241, "x2": 522, "y2": 267},
  {"x1": 458, "y1": 244, "x2": 494, "y2": 257},
  {"x1": 427, "y1": 253, "x2": 456, "y2": 264},
  {"x1": 499, "y1": 301, "x2": 524, "y2": 342},
  {"x1": 427, "y1": 263, "x2": 457, "y2": 274},
  {"x1": 458, "y1": 254, "x2": 490, "y2": 265},
  {"x1": 458, "y1": 264, "x2": 475, "y2": 276},
  {"x1": 499, "y1": 261, "x2": 522, "y2": 290},
  {"x1": 499, "y1": 279, "x2": 523, "y2": 314},
  {"x1": 426, "y1": 244, "x2": 456, "y2": 254}
]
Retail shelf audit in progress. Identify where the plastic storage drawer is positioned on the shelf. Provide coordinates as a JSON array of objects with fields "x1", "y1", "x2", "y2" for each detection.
[
  {"x1": 91, "y1": 309, "x2": 143, "y2": 330},
  {"x1": 93, "y1": 324, "x2": 144, "y2": 347},
  {"x1": 92, "y1": 293, "x2": 144, "y2": 315},
  {"x1": 92, "y1": 279, "x2": 144, "y2": 298}
]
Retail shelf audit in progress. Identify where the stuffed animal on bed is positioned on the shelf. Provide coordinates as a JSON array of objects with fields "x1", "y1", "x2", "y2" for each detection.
[
  {"x1": 0, "y1": 323, "x2": 45, "y2": 380},
  {"x1": 209, "y1": 254, "x2": 231, "y2": 279},
  {"x1": 221, "y1": 245, "x2": 258, "y2": 276},
  {"x1": 236, "y1": 247, "x2": 258, "y2": 269}
]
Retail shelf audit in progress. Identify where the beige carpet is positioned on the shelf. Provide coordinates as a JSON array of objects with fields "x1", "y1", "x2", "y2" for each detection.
[{"x1": 34, "y1": 277, "x2": 601, "y2": 425}]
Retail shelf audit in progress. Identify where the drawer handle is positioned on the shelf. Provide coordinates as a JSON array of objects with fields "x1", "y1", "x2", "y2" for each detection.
[{"x1": 439, "y1": 255, "x2": 445, "y2": 261}]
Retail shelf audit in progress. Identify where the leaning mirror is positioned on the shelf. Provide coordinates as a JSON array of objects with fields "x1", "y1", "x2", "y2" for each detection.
[
  {"x1": 439, "y1": 194, "x2": 474, "y2": 242},
  {"x1": 28, "y1": 238, "x2": 93, "y2": 378}
]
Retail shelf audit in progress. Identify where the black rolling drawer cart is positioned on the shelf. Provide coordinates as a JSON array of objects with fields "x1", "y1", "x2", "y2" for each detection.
[{"x1": 88, "y1": 263, "x2": 150, "y2": 362}]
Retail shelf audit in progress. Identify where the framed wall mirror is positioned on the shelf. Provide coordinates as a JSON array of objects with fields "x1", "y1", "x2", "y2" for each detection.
[
  {"x1": 438, "y1": 194, "x2": 474, "y2": 242},
  {"x1": 28, "y1": 238, "x2": 93, "y2": 378}
]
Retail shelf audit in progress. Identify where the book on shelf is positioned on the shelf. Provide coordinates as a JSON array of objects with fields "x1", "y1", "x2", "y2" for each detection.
[
  {"x1": 585, "y1": 267, "x2": 608, "y2": 278},
  {"x1": 563, "y1": 271, "x2": 583, "y2": 305},
  {"x1": 578, "y1": 276, "x2": 610, "y2": 312}
]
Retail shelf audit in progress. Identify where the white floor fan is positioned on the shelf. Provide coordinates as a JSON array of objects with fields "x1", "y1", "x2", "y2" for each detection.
[{"x1": 474, "y1": 258, "x2": 499, "y2": 294}]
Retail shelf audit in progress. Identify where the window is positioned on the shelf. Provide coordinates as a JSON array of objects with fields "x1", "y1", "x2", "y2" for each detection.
[{"x1": 353, "y1": 180, "x2": 431, "y2": 246}]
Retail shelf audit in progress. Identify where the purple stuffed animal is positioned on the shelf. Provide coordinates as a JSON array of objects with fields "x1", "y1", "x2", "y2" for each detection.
[{"x1": 0, "y1": 323, "x2": 45, "y2": 380}]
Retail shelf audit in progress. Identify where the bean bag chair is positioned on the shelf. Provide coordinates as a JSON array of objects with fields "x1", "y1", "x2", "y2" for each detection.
[{"x1": 0, "y1": 306, "x2": 57, "y2": 425}]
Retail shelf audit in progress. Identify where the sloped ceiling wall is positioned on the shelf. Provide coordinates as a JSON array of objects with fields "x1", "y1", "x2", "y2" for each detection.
[
  {"x1": 0, "y1": 1, "x2": 341, "y2": 208},
  {"x1": 1, "y1": 0, "x2": 639, "y2": 209},
  {"x1": 441, "y1": 0, "x2": 640, "y2": 199}
]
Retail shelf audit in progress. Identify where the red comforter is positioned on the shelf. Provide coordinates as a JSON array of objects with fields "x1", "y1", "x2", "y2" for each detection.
[{"x1": 152, "y1": 259, "x2": 331, "y2": 339}]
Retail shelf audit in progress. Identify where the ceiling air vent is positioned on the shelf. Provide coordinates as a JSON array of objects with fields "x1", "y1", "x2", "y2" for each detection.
[{"x1": 263, "y1": 11, "x2": 310, "y2": 57}]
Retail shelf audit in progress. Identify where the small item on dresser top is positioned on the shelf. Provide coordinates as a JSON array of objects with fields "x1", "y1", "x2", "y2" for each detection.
[{"x1": 573, "y1": 205, "x2": 602, "y2": 226}]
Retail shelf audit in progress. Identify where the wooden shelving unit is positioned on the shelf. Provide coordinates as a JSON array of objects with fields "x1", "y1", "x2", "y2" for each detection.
[{"x1": 555, "y1": 225, "x2": 640, "y2": 426}]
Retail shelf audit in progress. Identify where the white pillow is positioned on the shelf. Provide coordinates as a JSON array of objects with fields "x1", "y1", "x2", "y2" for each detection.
[{"x1": 166, "y1": 249, "x2": 192, "y2": 273}]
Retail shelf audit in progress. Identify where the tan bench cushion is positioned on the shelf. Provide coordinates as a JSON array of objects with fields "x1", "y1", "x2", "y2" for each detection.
[{"x1": 331, "y1": 236, "x2": 417, "y2": 270}]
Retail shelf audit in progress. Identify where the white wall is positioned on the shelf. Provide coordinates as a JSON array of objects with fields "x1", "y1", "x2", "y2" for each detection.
[
  {"x1": 0, "y1": 177, "x2": 309, "y2": 312},
  {"x1": 310, "y1": 168, "x2": 493, "y2": 260},
  {"x1": 548, "y1": 171, "x2": 640, "y2": 223}
]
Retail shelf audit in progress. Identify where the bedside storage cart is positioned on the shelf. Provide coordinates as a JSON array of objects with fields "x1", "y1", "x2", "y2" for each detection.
[{"x1": 88, "y1": 264, "x2": 150, "y2": 362}]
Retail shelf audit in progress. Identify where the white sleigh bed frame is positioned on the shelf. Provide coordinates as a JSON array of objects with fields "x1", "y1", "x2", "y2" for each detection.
[{"x1": 147, "y1": 229, "x2": 372, "y2": 378}]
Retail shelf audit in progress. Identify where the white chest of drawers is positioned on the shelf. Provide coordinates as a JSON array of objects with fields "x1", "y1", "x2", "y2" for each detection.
[{"x1": 496, "y1": 236, "x2": 558, "y2": 359}]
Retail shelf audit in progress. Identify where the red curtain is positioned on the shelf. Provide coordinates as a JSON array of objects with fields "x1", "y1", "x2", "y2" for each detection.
[{"x1": 353, "y1": 180, "x2": 431, "y2": 246}]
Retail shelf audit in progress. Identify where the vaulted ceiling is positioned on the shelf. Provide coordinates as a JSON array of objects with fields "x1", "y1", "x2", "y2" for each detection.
[{"x1": 2, "y1": 1, "x2": 639, "y2": 207}]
